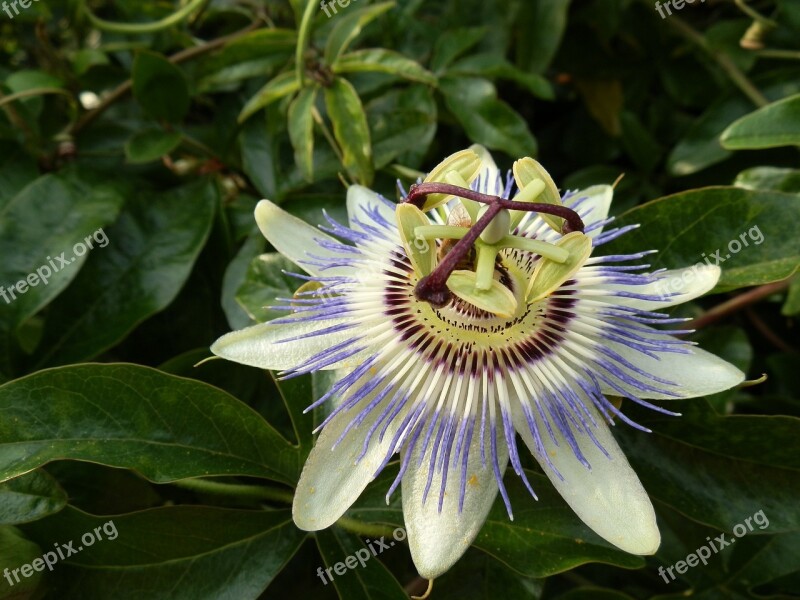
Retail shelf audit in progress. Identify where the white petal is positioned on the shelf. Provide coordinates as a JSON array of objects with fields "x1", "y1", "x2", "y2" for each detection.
[
  {"x1": 574, "y1": 184, "x2": 613, "y2": 237},
  {"x1": 469, "y1": 144, "x2": 502, "y2": 193},
  {"x1": 254, "y1": 199, "x2": 351, "y2": 276},
  {"x1": 293, "y1": 396, "x2": 403, "y2": 530},
  {"x1": 346, "y1": 185, "x2": 396, "y2": 230},
  {"x1": 512, "y1": 403, "x2": 660, "y2": 555},
  {"x1": 402, "y1": 417, "x2": 507, "y2": 579},
  {"x1": 600, "y1": 333, "x2": 745, "y2": 399},
  {"x1": 611, "y1": 264, "x2": 721, "y2": 310},
  {"x1": 211, "y1": 319, "x2": 361, "y2": 371}
]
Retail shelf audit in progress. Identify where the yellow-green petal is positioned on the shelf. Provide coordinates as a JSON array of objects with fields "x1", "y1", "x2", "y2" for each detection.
[
  {"x1": 526, "y1": 231, "x2": 593, "y2": 303},
  {"x1": 447, "y1": 270, "x2": 518, "y2": 318},
  {"x1": 421, "y1": 149, "x2": 482, "y2": 211},
  {"x1": 512, "y1": 157, "x2": 564, "y2": 232},
  {"x1": 396, "y1": 203, "x2": 435, "y2": 276}
]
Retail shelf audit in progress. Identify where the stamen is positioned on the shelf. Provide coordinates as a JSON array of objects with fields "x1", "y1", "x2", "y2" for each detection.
[{"x1": 404, "y1": 181, "x2": 585, "y2": 307}]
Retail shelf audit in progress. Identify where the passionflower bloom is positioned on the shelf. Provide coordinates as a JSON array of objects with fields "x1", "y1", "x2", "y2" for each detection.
[{"x1": 212, "y1": 146, "x2": 744, "y2": 579}]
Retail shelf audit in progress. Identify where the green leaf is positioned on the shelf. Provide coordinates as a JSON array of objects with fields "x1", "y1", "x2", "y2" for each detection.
[
  {"x1": 617, "y1": 403, "x2": 800, "y2": 534},
  {"x1": 32, "y1": 179, "x2": 217, "y2": 367},
  {"x1": 222, "y1": 229, "x2": 265, "y2": 330},
  {"x1": 0, "y1": 169, "x2": 125, "y2": 330},
  {"x1": 131, "y1": 51, "x2": 190, "y2": 123},
  {"x1": 235, "y1": 252, "x2": 298, "y2": 323},
  {"x1": 783, "y1": 276, "x2": 800, "y2": 316},
  {"x1": 333, "y1": 48, "x2": 437, "y2": 85},
  {"x1": 195, "y1": 28, "x2": 296, "y2": 91},
  {"x1": 0, "y1": 147, "x2": 37, "y2": 210},
  {"x1": 721, "y1": 93, "x2": 800, "y2": 149},
  {"x1": 323, "y1": 1, "x2": 396, "y2": 66},
  {"x1": 239, "y1": 116, "x2": 278, "y2": 199},
  {"x1": 324, "y1": 77, "x2": 374, "y2": 184},
  {"x1": 440, "y1": 77, "x2": 537, "y2": 159},
  {"x1": 447, "y1": 52, "x2": 553, "y2": 100},
  {"x1": 514, "y1": 0, "x2": 571, "y2": 73},
  {"x1": 667, "y1": 71, "x2": 800, "y2": 176},
  {"x1": 21, "y1": 505, "x2": 306, "y2": 600},
  {"x1": 430, "y1": 27, "x2": 486, "y2": 73},
  {"x1": 0, "y1": 470, "x2": 67, "y2": 525},
  {"x1": 0, "y1": 526, "x2": 43, "y2": 599},
  {"x1": 288, "y1": 86, "x2": 318, "y2": 182},
  {"x1": 124, "y1": 129, "x2": 182, "y2": 164},
  {"x1": 601, "y1": 187, "x2": 800, "y2": 291},
  {"x1": 315, "y1": 528, "x2": 409, "y2": 599},
  {"x1": 367, "y1": 85, "x2": 437, "y2": 169},
  {"x1": 433, "y1": 550, "x2": 543, "y2": 599},
  {"x1": 734, "y1": 166, "x2": 800, "y2": 193},
  {"x1": 553, "y1": 589, "x2": 635, "y2": 600},
  {"x1": 5, "y1": 69, "x2": 64, "y2": 121},
  {"x1": 0, "y1": 363, "x2": 301, "y2": 486},
  {"x1": 238, "y1": 70, "x2": 301, "y2": 123}
]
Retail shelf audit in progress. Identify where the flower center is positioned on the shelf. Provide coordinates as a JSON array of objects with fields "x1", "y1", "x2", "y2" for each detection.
[
  {"x1": 384, "y1": 247, "x2": 577, "y2": 365},
  {"x1": 397, "y1": 177, "x2": 590, "y2": 319}
]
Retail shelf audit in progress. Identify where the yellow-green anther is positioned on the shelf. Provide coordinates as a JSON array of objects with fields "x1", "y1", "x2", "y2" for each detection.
[
  {"x1": 513, "y1": 157, "x2": 565, "y2": 233},
  {"x1": 421, "y1": 149, "x2": 482, "y2": 211},
  {"x1": 414, "y1": 225, "x2": 470, "y2": 241},
  {"x1": 396, "y1": 203, "x2": 436, "y2": 277},
  {"x1": 474, "y1": 243, "x2": 499, "y2": 291},
  {"x1": 447, "y1": 270, "x2": 518, "y2": 318},
  {"x1": 478, "y1": 205, "x2": 510, "y2": 244},
  {"x1": 508, "y1": 178, "x2": 545, "y2": 230},
  {"x1": 444, "y1": 171, "x2": 480, "y2": 222},
  {"x1": 499, "y1": 236, "x2": 570, "y2": 263},
  {"x1": 526, "y1": 232, "x2": 593, "y2": 303}
]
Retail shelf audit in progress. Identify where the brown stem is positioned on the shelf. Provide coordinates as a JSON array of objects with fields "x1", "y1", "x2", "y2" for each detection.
[
  {"x1": 685, "y1": 279, "x2": 791, "y2": 330},
  {"x1": 414, "y1": 202, "x2": 503, "y2": 306}
]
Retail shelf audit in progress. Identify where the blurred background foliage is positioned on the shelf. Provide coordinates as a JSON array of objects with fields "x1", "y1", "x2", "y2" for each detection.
[{"x1": 0, "y1": 0, "x2": 799, "y2": 598}]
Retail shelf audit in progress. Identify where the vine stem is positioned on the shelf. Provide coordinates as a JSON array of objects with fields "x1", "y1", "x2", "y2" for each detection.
[
  {"x1": 0, "y1": 87, "x2": 74, "y2": 108},
  {"x1": 755, "y1": 49, "x2": 800, "y2": 61},
  {"x1": 171, "y1": 478, "x2": 294, "y2": 504},
  {"x1": 686, "y1": 279, "x2": 791, "y2": 331},
  {"x1": 82, "y1": 0, "x2": 208, "y2": 34},
  {"x1": 666, "y1": 16, "x2": 769, "y2": 107},
  {"x1": 68, "y1": 20, "x2": 262, "y2": 136}
]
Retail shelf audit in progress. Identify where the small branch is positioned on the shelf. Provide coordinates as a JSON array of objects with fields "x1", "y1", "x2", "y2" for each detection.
[
  {"x1": 754, "y1": 49, "x2": 800, "y2": 61},
  {"x1": 733, "y1": 0, "x2": 777, "y2": 27},
  {"x1": 686, "y1": 279, "x2": 791, "y2": 330},
  {"x1": 667, "y1": 17, "x2": 769, "y2": 107},
  {"x1": 68, "y1": 20, "x2": 262, "y2": 136}
]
